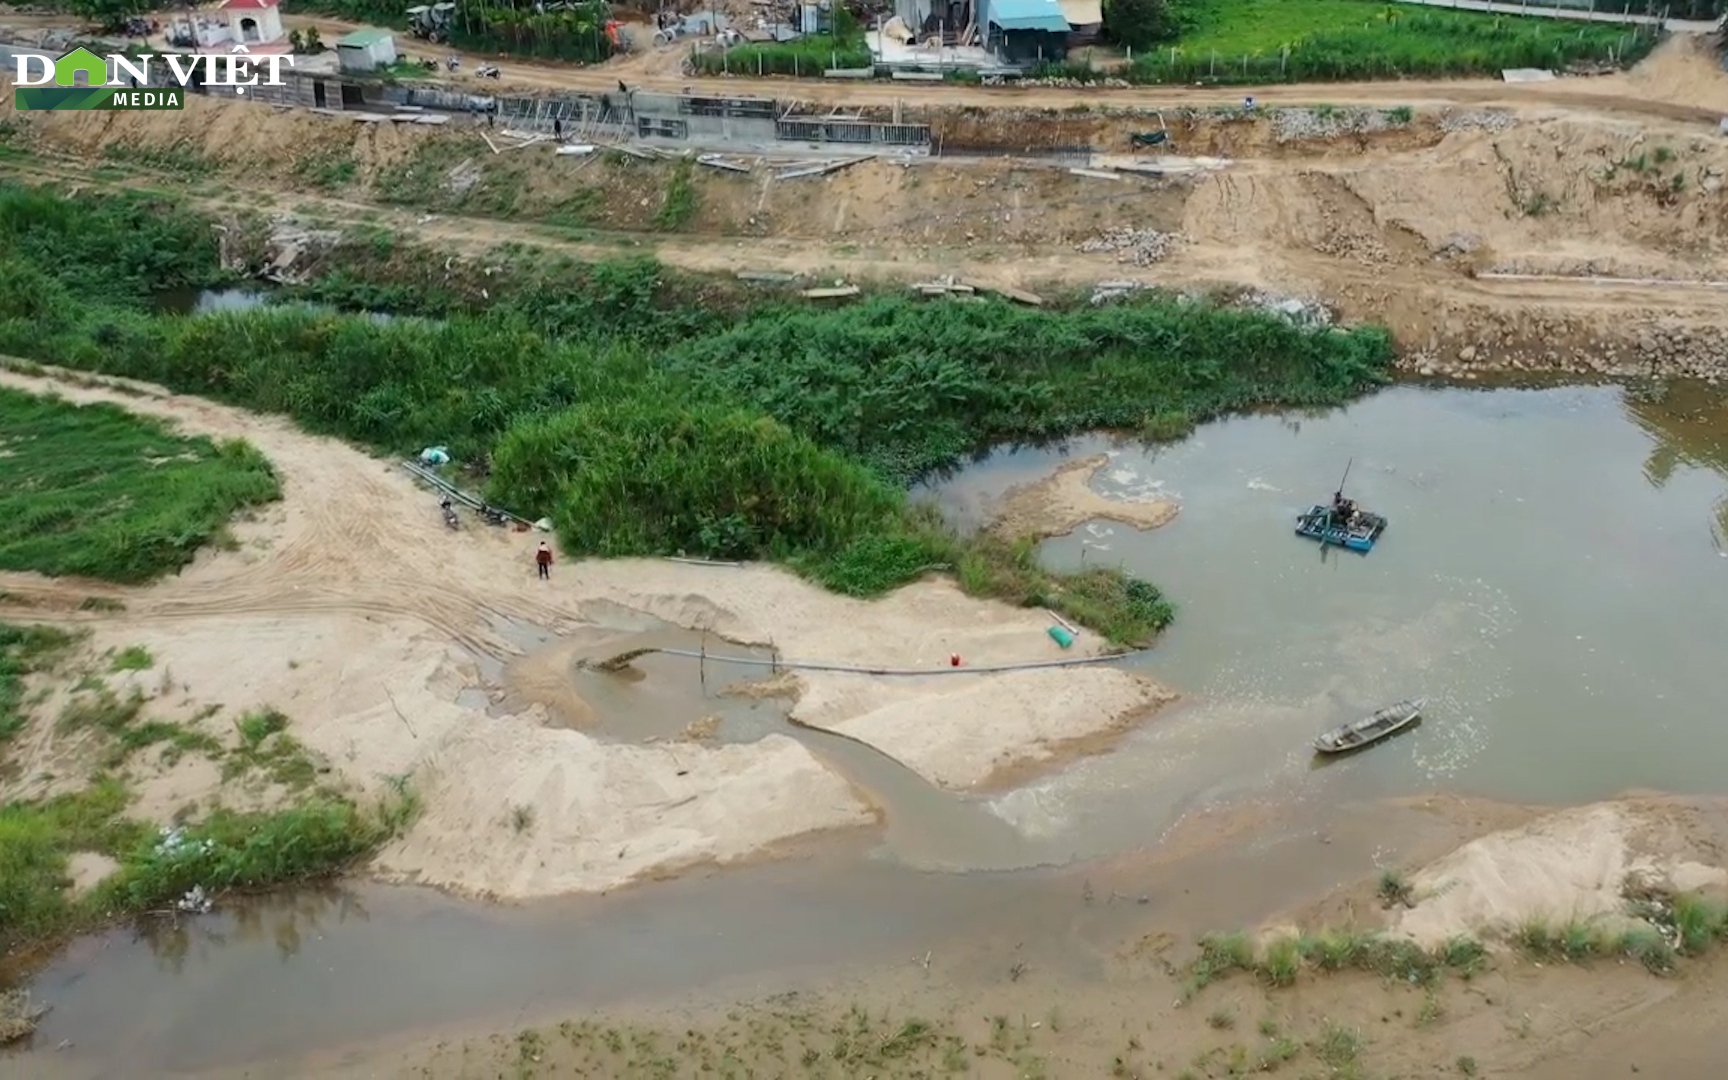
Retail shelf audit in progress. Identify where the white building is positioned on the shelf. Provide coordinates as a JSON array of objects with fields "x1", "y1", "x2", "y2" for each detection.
[
  {"x1": 218, "y1": 0, "x2": 285, "y2": 47},
  {"x1": 169, "y1": 0, "x2": 286, "y2": 52}
]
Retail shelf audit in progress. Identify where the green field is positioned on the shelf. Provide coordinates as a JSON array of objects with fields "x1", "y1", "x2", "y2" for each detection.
[
  {"x1": 1070, "y1": 0, "x2": 1657, "y2": 83},
  {"x1": 0, "y1": 387, "x2": 282, "y2": 584},
  {"x1": 1176, "y1": 0, "x2": 1641, "y2": 56}
]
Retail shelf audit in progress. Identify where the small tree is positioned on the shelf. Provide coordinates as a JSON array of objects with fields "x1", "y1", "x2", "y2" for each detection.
[
  {"x1": 1103, "y1": 0, "x2": 1177, "y2": 51},
  {"x1": 69, "y1": 0, "x2": 136, "y2": 33}
]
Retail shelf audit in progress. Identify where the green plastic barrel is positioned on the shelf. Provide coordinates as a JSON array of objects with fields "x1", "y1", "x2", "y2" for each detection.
[{"x1": 1047, "y1": 625, "x2": 1075, "y2": 649}]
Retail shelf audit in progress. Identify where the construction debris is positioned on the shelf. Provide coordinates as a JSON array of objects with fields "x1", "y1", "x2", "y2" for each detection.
[
  {"x1": 1068, "y1": 167, "x2": 1123, "y2": 181},
  {"x1": 970, "y1": 280, "x2": 1044, "y2": 307},
  {"x1": 913, "y1": 276, "x2": 1044, "y2": 307},
  {"x1": 1078, "y1": 228, "x2": 1184, "y2": 267},
  {"x1": 697, "y1": 153, "x2": 753, "y2": 173},
  {"x1": 801, "y1": 284, "x2": 861, "y2": 299},
  {"x1": 610, "y1": 144, "x2": 667, "y2": 161},
  {"x1": 351, "y1": 112, "x2": 449, "y2": 125},
  {"x1": 774, "y1": 156, "x2": 873, "y2": 181},
  {"x1": 257, "y1": 221, "x2": 342, "y2": 285},
  {"x1": 1239, "y1": 290, "x2": 1334, "y2": 328},
  {"x1": 912, "y1": 275, "x2": 975, "y2": 297},
  {"x1": 1089, "y1": 280, "x2": 1146, "y2": 305}
]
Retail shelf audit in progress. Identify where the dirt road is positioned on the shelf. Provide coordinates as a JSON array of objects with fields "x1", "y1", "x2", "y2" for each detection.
[{"x1": 260, "y1": 12, "x2": 1728, "y2": 124}]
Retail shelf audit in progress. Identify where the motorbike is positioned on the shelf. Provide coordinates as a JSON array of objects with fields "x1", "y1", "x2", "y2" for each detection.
[
  {"x1": 477, "y1": 64, "x2": 501, "y2": 79},
  {"x1": 442, "y1": 504, "x2": 460, "y2": 530}
]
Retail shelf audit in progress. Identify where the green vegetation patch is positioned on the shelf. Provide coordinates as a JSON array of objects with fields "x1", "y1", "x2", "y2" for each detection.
[
  {"x1": 690, "y1": 7, "x2": 867, "y2": 76},
  {"x1": 0, "y1": 184, "x2": 229, "y2": 302},
  {"x1": 0, "y1": 624, "x2": 75, "y2": 746},
  {"x1": 0, "y1": 776, "x2": 412, "y2": 956},
  {"x1": 0, "y1": 184, "x2": 1395, "y2": 645},
  {"x1": 690, "y1": 35, "x2": 872, "y2": 77},
  {"x1": 1188, "y1": 892, "x2": 1728, "y2": 998},
  {"x1": 1078, "y1": 0, "x2": 1656, "y2": 85},
  {"x1": 0, "y1": 387, "x2": 282, "y2": 584}
]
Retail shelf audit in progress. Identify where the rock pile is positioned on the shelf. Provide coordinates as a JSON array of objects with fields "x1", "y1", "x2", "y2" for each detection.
[
  {"x1": 1237, "y1": 290, "x2": 1334, "y2": 328},
  {"x1": 1078, "y1": 228, "x2": 1183, "y2": 266},
  {"x1": 986, "y1": 75, "x2": 1132, "y2": 89},
  {"x1": 1437, "y1": 109, "x2": 1518, "y2": 134},
  {"x1": 1270, "y1": 107, "x2": 1402, "y2": 143},
  {"x1": 1404, "y1": 326, "x2": 1728, "y2": 383}
]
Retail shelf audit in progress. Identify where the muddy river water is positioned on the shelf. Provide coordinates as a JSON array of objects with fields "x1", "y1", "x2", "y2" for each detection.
[{"x1": 11, "y1": 381, "x2": 1728, "y2": 1076}]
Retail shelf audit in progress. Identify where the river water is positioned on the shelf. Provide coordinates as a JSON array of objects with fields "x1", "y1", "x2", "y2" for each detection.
[{"x1": 9, "y1": 381, "x2": 1728, "y2": 1076}]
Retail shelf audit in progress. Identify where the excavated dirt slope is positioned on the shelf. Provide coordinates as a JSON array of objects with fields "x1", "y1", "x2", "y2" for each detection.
[{"x1": 6, "y1": 38, "x2": 1728, "y2": 377}]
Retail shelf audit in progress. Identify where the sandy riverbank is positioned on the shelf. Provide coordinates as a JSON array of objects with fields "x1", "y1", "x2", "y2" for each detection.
[
  {"x1": 213, "y1": 792, "x2": 1728, "y2": 1080},
  {"x1": 0, "y1": 365, "x2": 1179, "y2": 900}
]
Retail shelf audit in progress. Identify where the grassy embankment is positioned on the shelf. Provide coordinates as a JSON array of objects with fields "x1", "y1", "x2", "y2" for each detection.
[
  {"x1": 1184, "y1": 869, "x2": 1728, "y2": 1003},
  {"x1": 0, "y1": 389, "x2": 413, "y2": 983},
  {"x1": 0, "y1": 181, "x2": 1396, "y2": 646}
]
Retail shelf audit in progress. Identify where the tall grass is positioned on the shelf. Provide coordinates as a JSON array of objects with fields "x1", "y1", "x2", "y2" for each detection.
[
  {"x1": 491, "y1": 401, "x2": 907, "y2": 561},
  {"x1": 0, "y1": 778, "x2": 142, "y2": 951},
  {"x1": 661, "y1": 297, "x2": 1392, "y2": 484},
  {"x1": 0, "y1": 187, "x2": 1396, "y2": 642},
  {"x1": 1187, "y1": 894, "x2": 1728, "y2": 998},
  {"x1": 0, "y1": 624, "x2": 76, "y2": 746},
  {"x1": 0, "y1": 773, "x2": 418, "y2": 955},
  {"x1": 0, "y1": 387, "x2": 282, "y2": 583},
  {"x1": 0, "y1": 184, "x2": 229, "y2": 301},
  {"x1": 691, "y1": 37, "x2": 873, "y2": 77}
]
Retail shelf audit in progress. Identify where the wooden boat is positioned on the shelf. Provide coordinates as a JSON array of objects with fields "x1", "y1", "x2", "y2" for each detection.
[
  {"x1": 1313, "y1": 698, "x2": 1426, "y2": 754},
  {"x1": 1295, "y1": 503, "x2": 1387, "y2": 553}
]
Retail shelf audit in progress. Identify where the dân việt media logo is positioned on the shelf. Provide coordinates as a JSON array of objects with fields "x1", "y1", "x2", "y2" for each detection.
[{"x1": 12, "y1": 45, "x2": 295, "y2": 111}]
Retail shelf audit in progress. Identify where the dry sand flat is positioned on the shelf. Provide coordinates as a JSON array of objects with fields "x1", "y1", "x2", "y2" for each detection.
[
  {"x1": 0, "y1": 365, "x2": 1174, "y2": 899},
  {"x1": 1392, "y1": 796, "x2": 1728, "y2": 947},
  {"x1": 788, "y1": 668, "x2": 1176, "y2": 790}
]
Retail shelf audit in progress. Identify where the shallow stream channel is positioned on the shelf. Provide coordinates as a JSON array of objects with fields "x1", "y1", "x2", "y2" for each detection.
[{"x1": 12, "y1": 380, "x2": 1728, "y2": 1076}]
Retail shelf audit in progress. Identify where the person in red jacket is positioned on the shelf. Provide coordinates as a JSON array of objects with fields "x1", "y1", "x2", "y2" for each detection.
[{"x1": 535, "y1": 541, "x2": 553, "y2": 580}]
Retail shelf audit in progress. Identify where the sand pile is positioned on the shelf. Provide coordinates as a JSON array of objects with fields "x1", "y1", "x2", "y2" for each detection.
[
  {"x1": 1392, "y1": 801, "x2": 1728, "y2": 947},
  {"x1": 374, "y1": 721, "x2": 872, "y2": 898},
  {"x1": 988, "y1": 454, "x2": 1180, "y2": 541},
  {"x1": 1599, "y1": 34, "x2": 1728, "y2": 116},
  {"x1": 790, "y1": 667, "x2": 1174, "y2": 790},
  {"x1": 566, "y1": 561, "x2": 1131, "y2": 669}
]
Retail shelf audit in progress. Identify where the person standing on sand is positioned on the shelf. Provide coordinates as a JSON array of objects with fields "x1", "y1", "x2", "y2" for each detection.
[{"x1": 535, "y1": 541, "x2": 553, "y2": 580}]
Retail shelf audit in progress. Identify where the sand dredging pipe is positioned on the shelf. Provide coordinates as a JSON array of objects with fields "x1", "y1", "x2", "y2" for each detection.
[{"x1": 590, "y1": 647, "x2": 1150, "y2": 677}]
